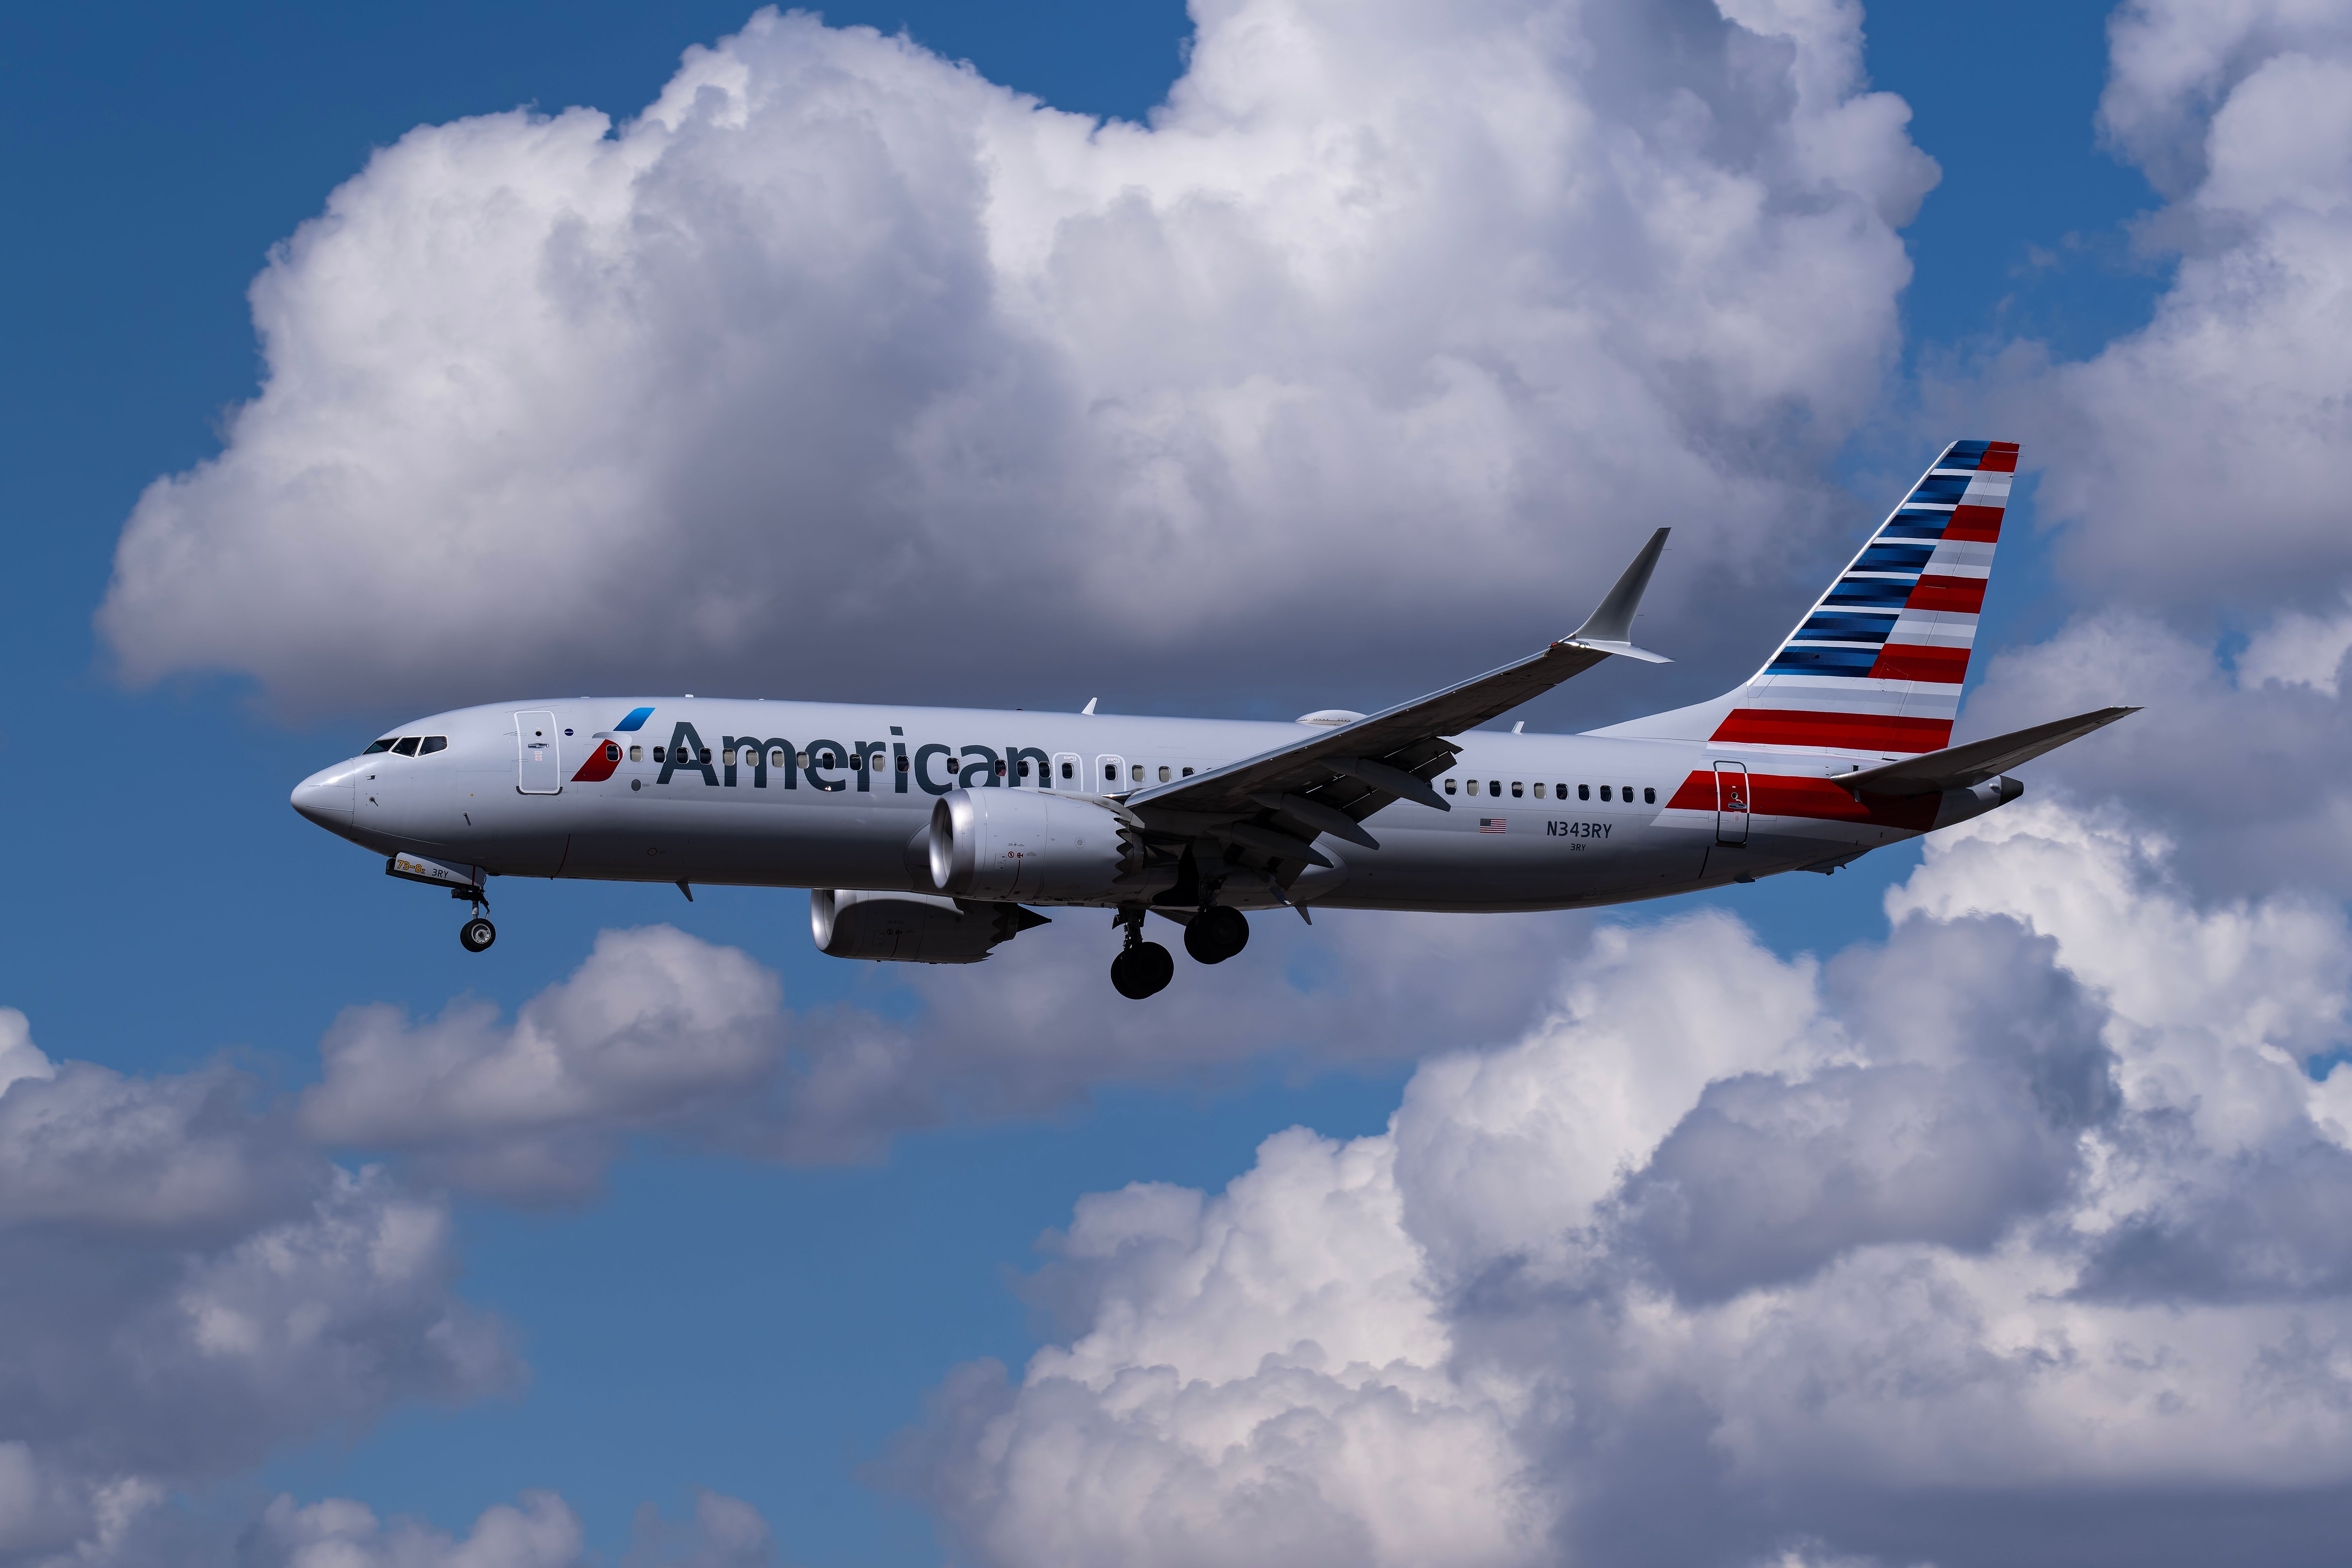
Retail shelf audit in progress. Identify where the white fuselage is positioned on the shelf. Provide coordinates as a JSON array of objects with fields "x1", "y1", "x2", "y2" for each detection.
[{"x1": 291, "y1": 698, "x2": 2014, "y2": 912}]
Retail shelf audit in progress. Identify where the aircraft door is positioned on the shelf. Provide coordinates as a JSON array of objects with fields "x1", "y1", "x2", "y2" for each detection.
[
  {"x1": 1713, "y1": 761, "x2": 1749, "y2": 846},
  {"x1": 1094, "y1": 755, "x2": 1127, "y2": 794},
  {"x1": 516, "y1": 711, "x2": 562, "y2": 795},
  {"x1": 1052, "y1": 752, "x2": 1081, "y2": 790}
]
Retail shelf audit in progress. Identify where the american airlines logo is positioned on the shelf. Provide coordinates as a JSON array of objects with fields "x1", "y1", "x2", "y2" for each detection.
[{"x1": 572, "y1": 711, "x2": 1054, "y2": 796}]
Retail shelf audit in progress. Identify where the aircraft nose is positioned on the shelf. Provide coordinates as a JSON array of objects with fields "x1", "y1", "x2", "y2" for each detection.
[{"x1": 290, "y1": 766, "x2": 355, "y2": 830}]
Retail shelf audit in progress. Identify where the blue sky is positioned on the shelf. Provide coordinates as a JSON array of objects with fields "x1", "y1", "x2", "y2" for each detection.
[{"x1": 7, "y1": 3, "x2": 2352, "y2": 1566}]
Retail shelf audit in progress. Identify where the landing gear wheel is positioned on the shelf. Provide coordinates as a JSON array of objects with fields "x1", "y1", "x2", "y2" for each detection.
[
  {"x1": 1110, "y1": 941, "x2": 1174, "y2": 999},
  {"x1": 460, "y1": 917, "x2": 497, "y2": 953},
  {"x1": 1184, "y1": 905, "x2": 1250, "y2": 965}
]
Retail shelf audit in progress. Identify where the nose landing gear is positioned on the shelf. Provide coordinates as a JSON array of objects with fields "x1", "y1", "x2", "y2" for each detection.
[
  {"x1": 455, "y1": 885, "x2": 495, "y2": 953},
  {"x1": 1109, "y1": 909, "x2": 1173, "y2": 999}
]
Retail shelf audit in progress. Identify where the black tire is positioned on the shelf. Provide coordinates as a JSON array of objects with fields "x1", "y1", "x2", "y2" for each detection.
[
  {"x1": 1131, "y1": 940, "x2": 1173, "y2": 995},
  {"x1": 460, "y1": 917, "x2": 497, "y2": 953},
  {"x1": 1111, "y1": 941, "x2": 1174, "y2": 999},
  {"x1": 1185, "y1": 905, "x2": 1250, "y2": 965}
]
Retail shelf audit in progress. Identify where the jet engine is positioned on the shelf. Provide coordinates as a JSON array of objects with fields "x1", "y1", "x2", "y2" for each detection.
[
  {"x1": 810, "y1": 889, "x2": 1049, "y2": 964},
  {"x1": 928, "y1": 788, "x2": 1144, "y2": 902}
]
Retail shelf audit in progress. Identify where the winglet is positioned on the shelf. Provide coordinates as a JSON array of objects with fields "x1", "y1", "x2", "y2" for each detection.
[
  {"x1": 1081, "y1": 697, "x2": 1098, "y2": 715},
  {"x1": 1564, "y1": 528, "x2": 1671, "y2": 663}
]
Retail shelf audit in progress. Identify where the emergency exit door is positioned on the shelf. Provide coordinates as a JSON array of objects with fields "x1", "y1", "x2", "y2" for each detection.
[
  {"x1": 1713, "y1": 760, "x2": 1749, "y2": 846},
  {"x1": 517, "y1": 711, "x2": 562, "y2": 794}
]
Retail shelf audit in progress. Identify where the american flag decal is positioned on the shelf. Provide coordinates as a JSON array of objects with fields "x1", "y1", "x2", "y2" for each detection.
[{"x1": 1479, "y1": 817, "x2": 1506, "y2": 834}]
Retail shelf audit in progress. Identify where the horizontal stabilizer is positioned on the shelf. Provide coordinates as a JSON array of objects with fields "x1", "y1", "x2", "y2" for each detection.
[{"x1": 1835, "y1": 706, "x2": 2139, "y2": 797}]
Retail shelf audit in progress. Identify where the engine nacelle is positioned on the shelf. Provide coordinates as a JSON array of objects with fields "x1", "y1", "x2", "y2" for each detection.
[
  {"x1": 811, "y1": 889, "x2": 1049, "y2": 964},
  {"x1": 928, "y1": 788, "x2": 1140, "y2": 902}
]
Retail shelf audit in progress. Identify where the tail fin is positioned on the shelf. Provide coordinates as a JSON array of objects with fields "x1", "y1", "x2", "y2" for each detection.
[{"x1": 1590, "y1": 440, "x2": 2016, "y2": 755}]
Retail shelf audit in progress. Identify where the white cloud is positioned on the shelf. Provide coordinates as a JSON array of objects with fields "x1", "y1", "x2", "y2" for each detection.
[
  {"x1": 898, "y1": 798, "x2": 2352, "y2": 1567},
  {"x1": 0, "y1": 1024, "x2": 515, "y2": 1562},
  {"x1": 1994, "y1": 1, "x2": 2352, "y2": 615},
  {"x1": 191, "y1": 1486, "x2": 775, "y2": 1568},
  {"x1": 100, "y1": 0, "x2": 1933, "y2": 714},
  {"x1": 295, "y1": 905, "x2": 1611, "y2": 1195},
  {"x1": 1960, "y1": 609, "x2": 2352, "y2": 897},
  {"x1": 300, "y1": 925, "x2": 786, "y2": 1200}
]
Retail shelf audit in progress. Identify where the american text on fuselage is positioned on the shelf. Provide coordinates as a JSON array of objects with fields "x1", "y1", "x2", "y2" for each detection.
[{"x1": 289, "y1": 442, "x2": 2133, "y2": 996}]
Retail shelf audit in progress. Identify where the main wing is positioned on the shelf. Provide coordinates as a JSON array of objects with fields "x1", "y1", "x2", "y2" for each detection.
[{"x1": 1122, "y1": 529, "x2": 1672, "y2": 861}]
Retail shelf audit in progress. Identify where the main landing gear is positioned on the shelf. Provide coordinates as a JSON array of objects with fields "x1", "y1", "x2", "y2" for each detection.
[
  {"x1": 1110, "y1": 909, "x2": 1174, "y2": 1000},
  {"x1": 1183, "y1": 904, "x2": 1250, "y2": 966}
]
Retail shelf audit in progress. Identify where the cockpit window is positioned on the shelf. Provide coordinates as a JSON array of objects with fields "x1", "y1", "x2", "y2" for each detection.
[
  {"x1": 418, "y1": 736, "x2": 448, "y2": 755},
  {"x1": 391, "y1": 737, "x2": 421, "y2": 757},
  {"x1": 363, "y1": 739, "x2": 395, "y2": 755}
]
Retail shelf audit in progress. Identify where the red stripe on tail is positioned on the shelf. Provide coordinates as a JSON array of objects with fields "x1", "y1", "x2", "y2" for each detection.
[
  {"x1": 1867, "y1": 643, "x2": 1970, "y2": 683},
  {"x1": 1907, "y1": 575, "x2": 1987, "y2": 613},
  {"x1": 1943, "y1": 505, "x2": 2004, "y2": 542},
  {"x1": 1709, "y1": 710, "x2": 1953, "y2": 752}
]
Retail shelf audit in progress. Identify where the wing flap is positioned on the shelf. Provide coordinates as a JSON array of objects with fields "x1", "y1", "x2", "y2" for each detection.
[{"x1": 1834, "y1": 706, "x2": 2139, "y2": 797}]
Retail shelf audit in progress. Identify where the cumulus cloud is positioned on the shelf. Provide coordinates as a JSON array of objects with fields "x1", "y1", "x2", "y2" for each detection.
[
  {"x1": 298, "y1": 905, "x2": 1608, "y2": 1197},
  {"x1": 0, "y1": 1020, "x2": 515, "y2": 1562},
  {"x1": 1986, "y1": 0, "x2": 2352, "y2": 614},
  {"x1": 100, "y1": 0, "x2": 1935, "y2": 715},
  {"x1": 896, "y1": 798, "x2": 2352, "y2": 1567},
  {"x1": 239, "y1": 1487, "x2": 773, "y2": 1568},
  {"x1": 1958, "y1": 606, "x2": 2352, "y2": 897}
]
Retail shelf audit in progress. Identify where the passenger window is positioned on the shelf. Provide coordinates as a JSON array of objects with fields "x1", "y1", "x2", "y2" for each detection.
[
  {"x1": 1600, "y1": 785, "x2": 1611, "y2": 801},
  {"x1": 1511, "y1": 781, "x2": 1524, "y2": 798},
  {"x1": 1444, "y1": 777, "x2": 1458, "y2": 795},
  {"x1": 1465, "y1": 778, "x2": 1478, "y2": 795},
  {"x1": 1061, "y1": 761, "x2": 1074, "y2": 779},
  {"x1": 629, "y1": 745, "x2": 643, "y2": 762},
  {"x1": 1103, "y1": 762, "x2": 1116, "y2": 780},
  {"x1": 898, "y1": 754, "x2": 910, "y2": 772},
  {"x1": 1623, "y1": 784, "x2": 1634, "y2": 802},
  {"x1": 391, "y1": 737, "x2": 420, "y2": 757},
  {"x1": 420, "y1": 736, "x2": 447, "y2": 755},
  {"x1": 797, "y1": 751, "x2": 810, "y2": 768},
  {"x1": 1489, "y1": 780, "x2": 1500, "y2": 795},
  {"x1": 1643, "y1": 786, "x2": 1656, "y2": 804},
  {"x1": 604, "y1": 743, "x2": 621, "y2": 761},
  {"x1": 1131, "y1": 765, "x2": 1143, "y2": 782},
  {"x1": 1534, "y1": 782, "x2": 1546, "y2": 798},
  {"x1": 996, "y1": 760, "x2": 1007, "y2": 777},
  {"x1": 1158, "y1": 765, "x2": 1171, "y2": 782},
  {"x1": 772, "y1": 750, "x2": 787, "y2": 767},
  {"x1": 1578, "y1": 784, "x2": 1590, "y2": 801},
  {"x1": 1019, "y1": 759, "x2": 1033, "y2": 778},
  {"x1": 700, "y1": 748, "x2": 712, "y2": 765},
  {"x1": 1556, "y1": 782, "x2": 1567, "y2": 798},
  {"x1": 1183, "y1": 766, "x2": 1194, "y2": 776},
  {"x1": 363, "y1": 738, "x2": 395, "y2": 755},
  {"x1": 654, "y1": 747, "x2": 666, "y2": 762},
  {"x1": 722, "y1": 749, "x2": 737, "y2": 767}
]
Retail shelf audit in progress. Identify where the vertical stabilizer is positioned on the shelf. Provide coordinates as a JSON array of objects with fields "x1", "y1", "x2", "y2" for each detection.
[{"x1": 1590, "y1": 441, "x2": 2016, "y2": 754}]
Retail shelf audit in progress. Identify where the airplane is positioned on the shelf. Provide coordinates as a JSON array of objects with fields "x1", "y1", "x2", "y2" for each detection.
[{"x1": 291, "y1": 440, "x2": 2133, "y2": 998}]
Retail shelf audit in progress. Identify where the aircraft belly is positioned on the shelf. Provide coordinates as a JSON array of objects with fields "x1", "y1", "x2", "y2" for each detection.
[
  {"x1": 558, "y1": 794, "x2": 924, "y2": 888},
  {"x1": 1322, "y1": 812, "x2": 1711, "y2": 912}
]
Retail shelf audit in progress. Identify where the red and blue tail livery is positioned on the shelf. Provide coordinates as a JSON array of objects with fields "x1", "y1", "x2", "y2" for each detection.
[{"x1": 1713, "y1": 439, "x2": 2015, "y2": 755}]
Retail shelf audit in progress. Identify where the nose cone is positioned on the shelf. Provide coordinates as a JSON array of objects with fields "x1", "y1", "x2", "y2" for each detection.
[{"x1": 291, "y1": 765, "x2": 356, "y2": 831}]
